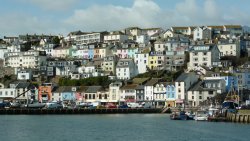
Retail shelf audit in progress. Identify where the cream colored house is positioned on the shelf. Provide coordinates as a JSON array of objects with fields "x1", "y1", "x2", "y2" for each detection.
[
  {"x1": 188, "y1": 45, "x2": 220, "y2": 70},
  {"x1": 109, "y1": 82, "x2": 122, "y2": 103},
  {"x1": 4, "y1": 50, "x2": 47, "y2": 68},
  {"x1": 218, "y1": 41, "x2": 240, "y2": 58}
]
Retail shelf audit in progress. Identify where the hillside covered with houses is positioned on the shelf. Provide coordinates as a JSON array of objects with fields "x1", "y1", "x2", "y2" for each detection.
[{"x1": 1, "y1": 25, "x2": 250, "y2": 108}]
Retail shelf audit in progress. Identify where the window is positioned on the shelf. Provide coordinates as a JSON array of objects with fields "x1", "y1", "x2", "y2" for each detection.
[
  {"x1": 192, "y1": 96, "x2": 194, "y2": 99},
  {"x1": 203, "y1": 52, "x2": 207, "y2": 55},
  {"x1": 209, "y1": 91, "x2": 213, "y2": 95},
  {"x1": 199, "y1": 96, "x2": 202, "y2": 99}
]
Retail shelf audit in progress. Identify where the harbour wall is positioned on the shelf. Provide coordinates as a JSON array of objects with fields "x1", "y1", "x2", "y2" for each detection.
[
  {"x1": 0, "y1": 108, "x2": 162, "y2": 115},
  {"x1": 226, "y1": 110, "x2": 250, "y2": 123}
]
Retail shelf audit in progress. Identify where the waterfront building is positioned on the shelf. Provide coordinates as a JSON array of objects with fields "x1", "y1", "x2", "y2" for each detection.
[
  {"x1": 120, "y1": 84, "x2": 137, "y2": 103},
  {"x1": 144, "y1": 78, "x2": 159, "y2": 101},
  {"x1": 187, "y1": 81, "x2": 217, "y2": 107},
  {"x1": 109, "y1": 81, "x2": 123, "y2": 103},
  {"x1": 153, "y1": 82, "x2": 167, "y2": 108},
  {"x1": 0, "y1": 88, "x2": 16, "y2": 100},
  {"x1": 10, "y1": 81, "x2": 31, "y2": 103},
  {"x1": 84, "y1": 86, "x2": 106, "y2": 103},
  {"x1": 175, "y1": 72, "x2": 199, "y2": 107},
  {"x1": 135, "y1": 85, "x2": 145, "y2": 102},
  {"x1": 38, "y1": 83, "x2": 53, "y2": 102},
  {"x1": 165, "y1": 82, "x2": 176, "y2": 107}
]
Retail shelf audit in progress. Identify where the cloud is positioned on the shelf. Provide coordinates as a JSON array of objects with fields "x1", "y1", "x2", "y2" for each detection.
[
  {"x1": 0, "y1": 13, "x2": 64, "y2": 36},
  {"x1": 21, "y1": 0, "x2": 79, "y2": 11},
  {"x1": 64, "y1": 0, "x2": 250, "y2": 32},
  {"x1": 64, "y1": 0, "x2": 162, "y2": 31},
  {"x1": 1, "y1": 0, "x2": 250, "y2": 36}
]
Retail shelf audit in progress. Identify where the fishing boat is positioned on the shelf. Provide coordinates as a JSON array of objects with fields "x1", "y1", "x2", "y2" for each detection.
[
  {"x1": 222, "y1": 86, "x2": 239, "y2": 113},
  {"x1": 170, "y1": 111, "x2": 188, "y2": 120}
]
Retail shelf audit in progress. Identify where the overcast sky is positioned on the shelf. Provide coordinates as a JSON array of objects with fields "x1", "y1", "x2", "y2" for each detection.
[{"x1": 0, "y1": 0, "x2": 249, "y2": 36}]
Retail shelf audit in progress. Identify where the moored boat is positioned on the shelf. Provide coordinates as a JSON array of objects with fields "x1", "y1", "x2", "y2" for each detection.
[
  {"x1": 170, "y1": 111, "x2": 188, "y2": 120},
  {"x1": 194, "y1": 110, "x2": 208, "y2": 121}
]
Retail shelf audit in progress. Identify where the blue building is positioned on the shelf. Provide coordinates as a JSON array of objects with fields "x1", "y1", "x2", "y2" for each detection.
[
  {"x1": 166, "y1": 82, "x2": 176, "y2": 107},
  {"x1": 220, "y1": 76, "x2": 238, "y2": 92}
]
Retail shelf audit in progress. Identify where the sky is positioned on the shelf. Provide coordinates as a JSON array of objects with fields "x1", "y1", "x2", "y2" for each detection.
[{"x1": 0, "y1": 0, "x2": 249, "y2": 36}]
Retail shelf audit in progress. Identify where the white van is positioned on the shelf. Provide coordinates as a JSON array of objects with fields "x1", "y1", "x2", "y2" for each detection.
[
  {"x1": 139, "y1": 102, "x2": 152, "y2": 108},
  {"x1": 127, "y1": 102, "x2": 140, "y2": 108}
]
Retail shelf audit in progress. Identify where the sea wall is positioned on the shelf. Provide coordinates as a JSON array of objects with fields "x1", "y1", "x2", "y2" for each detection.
[
  {"x1": 0, "y1": 108, "x2": 162, "y2": 115},
  {"x1": 226, "y1": 110, "x2": 250, "y2": 123}
]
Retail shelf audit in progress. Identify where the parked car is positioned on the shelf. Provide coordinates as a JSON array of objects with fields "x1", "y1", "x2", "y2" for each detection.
[
  {"x1": 105, "y1": 103, "x2": 117, "y2": 108},
  {"x1": 118, "y1": 104, "x2": 128, "y2": 108},
  {"x1": 0, "y1": 102, "x2": 11, "y2": 109}
]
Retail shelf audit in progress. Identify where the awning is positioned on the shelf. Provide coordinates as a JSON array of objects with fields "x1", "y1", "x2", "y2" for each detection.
[{"x1": 176, "y1": 99, "x2": 184, "y2": 103}]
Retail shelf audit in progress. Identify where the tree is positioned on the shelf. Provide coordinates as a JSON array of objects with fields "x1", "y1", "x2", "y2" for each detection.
[{"x1": 52, "y1": 36, "x2": 60, "y2": 45}]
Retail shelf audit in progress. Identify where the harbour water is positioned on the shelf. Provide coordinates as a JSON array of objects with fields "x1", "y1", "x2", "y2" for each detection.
[{"x1": 0, "y1": 114, "x2": 249, "y2": 141}]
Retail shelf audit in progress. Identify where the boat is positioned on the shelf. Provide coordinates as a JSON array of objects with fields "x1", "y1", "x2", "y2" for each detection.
[
  {"x1": 222, "y1": 85, "x2": 239, "y2": 113},
  {"x1": 194, "y1": 110, "x2": 208, "y2": 121},
  {"x1": 170, "y1": 111, "x2": 188, "y2": 120},
  {"x1": 26, "y1": 103, "x2": 46, "y2": 109},
  {"x1": 185, "y1": 111, "x2": 195, "y2": 120}
]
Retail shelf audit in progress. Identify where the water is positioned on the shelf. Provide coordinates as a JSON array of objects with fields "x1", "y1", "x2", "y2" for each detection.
[{"x1": 0, "y1": 114, "x2": 249, "y2": 141}]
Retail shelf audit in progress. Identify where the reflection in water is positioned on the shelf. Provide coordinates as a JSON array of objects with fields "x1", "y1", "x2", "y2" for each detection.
[{"x1": 0, "y1": 114, "x2": 249, "y2": 141}]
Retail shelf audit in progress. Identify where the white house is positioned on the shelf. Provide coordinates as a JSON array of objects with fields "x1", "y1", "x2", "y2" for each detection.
[
  {"x1": 104, "y1": 31, "x2": 128, "y2": 44},
  {"x1": 154, "y1": 40, "x2": 166, "y2": 52},
  {"x1": 116, "y1": 59, "x2": 137, "y2": 80},
  {"x1": 163, "y1": 29, "x2": 174, "y2": 38},
  {"x1": 187, "y1": 81, "x2": 217, "y2": 107},
  {"x1": 120, "y1": 84, "x2": 137, "y2": 102},
  {"x1": 134, "y1": 53, "x2": 149, "y2": 74},
  {"x1": 75, "y1": 32, "x2": 107, "y2": 45},
  {"x1": 0, "y1": 88, "x2": 16, "y2": 99},
  {"x1": 189, "y1": 45, "x2": 220, "y2": 70},
  {"x1": 144, "y1": 78, "x2": 159, "y2": 101},
  {"x1": 153, "y1": 82, "x2": 167, "y2": 107},
  {"x1": 193, "y1": 26, "x2": 212, "y2": 41},
  {"x1": 109, "y1": 81, "x2": 123, "y2": 103},
  {"x1": 218, "y1": 41, "x2": 240, "y2": 58},
  {"x1": 175, "y1": 72, "x2": 199, "y2": 107},
  {"x1": 17, "y1": 69, "x2": 32, "y2": 80},
  {"x1": 4, "y1": 50, "x2": 47, "y2": 69}
]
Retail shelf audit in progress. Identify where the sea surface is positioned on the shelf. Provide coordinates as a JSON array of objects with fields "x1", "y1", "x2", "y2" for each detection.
[{"x1": 0, "y1": 114, "x2": 249, "y2": 141}]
